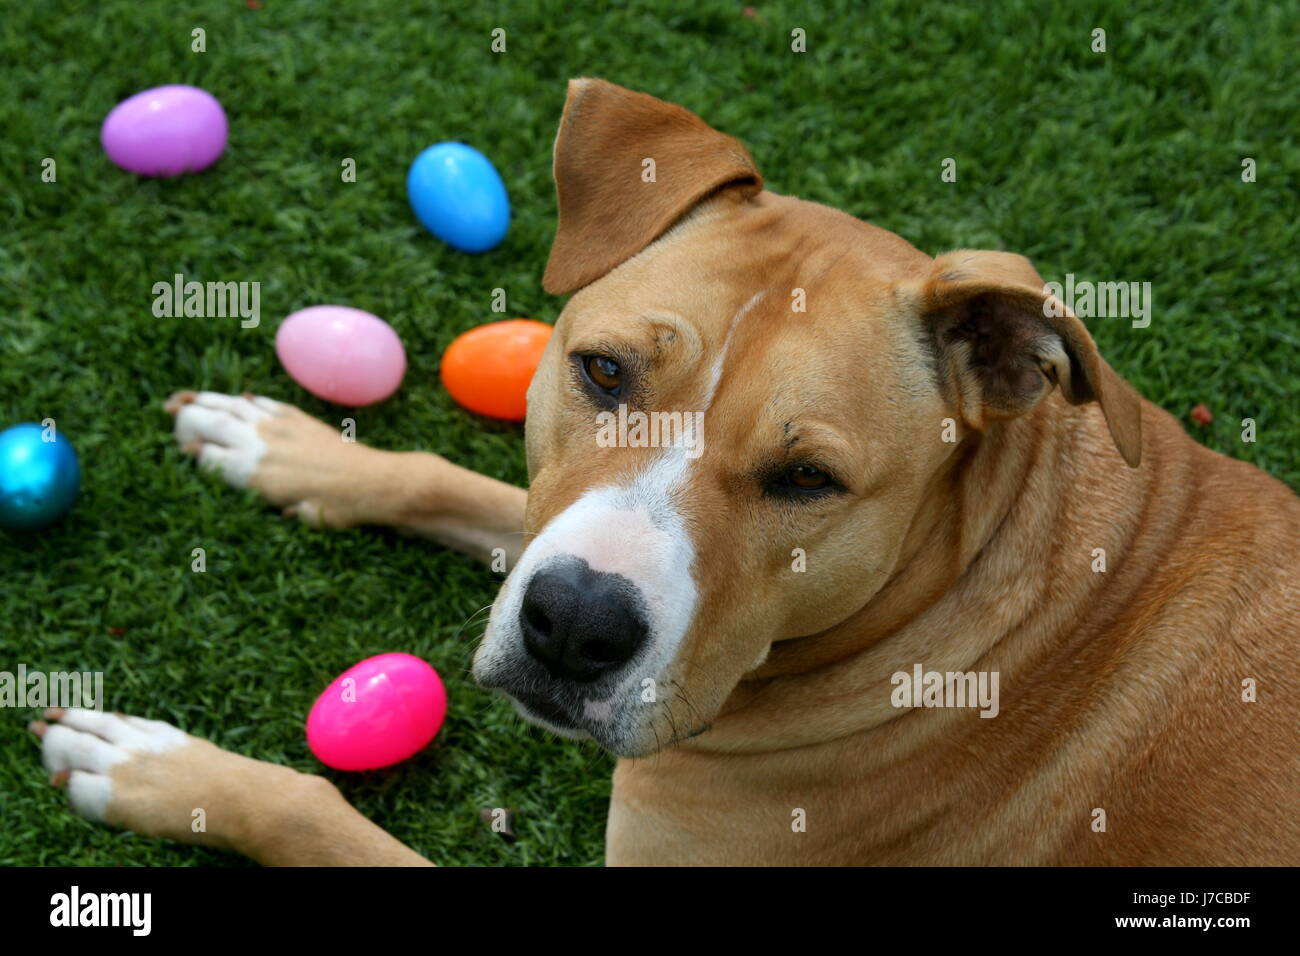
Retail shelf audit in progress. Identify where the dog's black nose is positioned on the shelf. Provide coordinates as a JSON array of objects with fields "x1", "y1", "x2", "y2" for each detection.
[{"x1": 520, "y1": 560, "x2": 648, "y2": 683}]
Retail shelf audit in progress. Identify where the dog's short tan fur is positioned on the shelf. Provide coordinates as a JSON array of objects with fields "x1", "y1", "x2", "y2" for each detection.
[{"x1": 32, "y1": 79, "x2": 1299, "y2": 866}]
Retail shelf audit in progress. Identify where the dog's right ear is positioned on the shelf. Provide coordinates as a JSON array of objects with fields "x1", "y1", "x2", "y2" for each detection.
[
  {"x1": 920, "y1": 250, "x2": 1143, "y2": 467},
  {"x1": 542, "y1": 78, "x2": 763, "y2": 295}
]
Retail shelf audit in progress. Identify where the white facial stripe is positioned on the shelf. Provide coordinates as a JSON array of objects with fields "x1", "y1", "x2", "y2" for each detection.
[
  {"x1": 476, "y1": 293, "x2": 773, "y2": 748},
  {"x1": 702, "y1": 290, "x2": 767, "y2": 411}
]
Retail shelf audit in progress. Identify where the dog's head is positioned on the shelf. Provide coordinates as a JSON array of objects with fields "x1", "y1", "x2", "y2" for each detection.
[{"x1": 472, "y1": 78, "x2": 1142, "y2": 756}]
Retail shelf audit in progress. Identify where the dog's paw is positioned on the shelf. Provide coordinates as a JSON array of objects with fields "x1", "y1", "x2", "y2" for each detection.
[
  {"x1": 29, "y1": 708, "x2": 309, "y2": 851},
  {"x1": 165, "y1": 390, "x2": 374, "y2": 528}
]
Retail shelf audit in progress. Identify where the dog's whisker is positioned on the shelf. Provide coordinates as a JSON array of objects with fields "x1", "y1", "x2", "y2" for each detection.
[
  {"x1": 673, "y1": 689, "x2": 706, "y2": 730},
  {"x1": 451, "y1": 604, "x2": 496, "y2": 643}
]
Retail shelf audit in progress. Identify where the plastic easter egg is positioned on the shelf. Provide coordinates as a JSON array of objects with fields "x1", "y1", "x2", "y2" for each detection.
[
  {"x1": 101, "y1": 85, "x2": 228, "y2": 177},
  {"x1": 275, "y1": 305, "x2": 406, "y2": 406},
  {"x1": 441, "y1": 319, "x2": 553, "y2": 420},
  {"x1": 0, "y1": 423, "x2": 81, "y2": 531},
  {"x1": 306, "y1": 653, "x2": 447, "y2": 771},
  {"x1": 407, "y1": 142, "x2": 510, "y2": 253}
]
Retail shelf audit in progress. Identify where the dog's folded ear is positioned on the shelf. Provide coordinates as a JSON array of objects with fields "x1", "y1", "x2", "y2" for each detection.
[
  {"x1": 543, "y1": 78, "x2": 763, "y2": 295},
  {"x1": 921, "y1": 250, "x2": 1143, "y2": 467}
]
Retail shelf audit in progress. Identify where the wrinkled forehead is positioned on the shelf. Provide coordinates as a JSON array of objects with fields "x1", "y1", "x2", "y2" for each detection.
[
  {"x1": 557, "y1": 206, "x2": 921, "y2": 424},
  {"x1": 558, "y1": 192, "x2": 928, "y2": 344}
]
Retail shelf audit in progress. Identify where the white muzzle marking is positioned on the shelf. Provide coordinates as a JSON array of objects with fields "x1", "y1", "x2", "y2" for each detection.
[{"x1": 474, "y1": 449, "x2": 698, "y2": 748}]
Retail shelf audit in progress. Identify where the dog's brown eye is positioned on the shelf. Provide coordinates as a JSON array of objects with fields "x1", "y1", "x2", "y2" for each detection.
[
  {"x1": 585, "y1": 355, "x2": 623, "y2": 391},
  {"x1": 787, "y1": 465, "x2": 830, "y2": 490}
]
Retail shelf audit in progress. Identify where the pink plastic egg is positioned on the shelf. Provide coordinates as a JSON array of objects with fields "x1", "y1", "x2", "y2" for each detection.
[
  {"x1": 275, "y1": 305, "x2": 406, "y2": 406},
  {"x1": 306, "y1": 653, "x2": 447, "y2": 771},
  {"x1": 101, "y1": 85, "x2": 228, "y2": 177}
]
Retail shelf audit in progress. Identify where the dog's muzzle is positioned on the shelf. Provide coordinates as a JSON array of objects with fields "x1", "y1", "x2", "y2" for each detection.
[
  {"x1": 472, "y1": 467, "x2": 700, "y2": 754},
  {"x1": 476, "y1": 556, "x2": 651, "y2": 739}
]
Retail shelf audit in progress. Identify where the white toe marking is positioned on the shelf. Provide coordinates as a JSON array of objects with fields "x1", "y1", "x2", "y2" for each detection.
[
  {"x1": 193, "y1": 391, "x2": 271, "y2": 423},
  {"x1": 196, "y1": 442, "x2": 260, "y2": 488},
  {"x1": 120, "y1": 714, "x2": 178, "y2": 735},
  {"x1": 56, "y1": 709, "x2": 139, "y2": 746},
  {"x1": 41, "y1": 726, "x2": 78, "y2": 773},
  {"x1": 43, "y1": 711, "x2": 189, "y2": 825},
  {"x1": 252, "y1": 396, "x2": 286, "y2": 416},
  {"x1": 122, "y1": 717, "x2": 188, "y2": 753},
  {"x1": 57, "y1": 708, "x2": 188, "y2": 753},
  {"x1": 175, "y1": 404, "x2": 256, "y2": 447},
  {"x1": 174, "y1": 394, "x2": 269, "y2": 489},
  {"x1": 293, "y1": 500, "x2": 322, "y2": 525},
  {"x1": 66, "y1": 771, "x2": 114, "y2": 823},
  {"x1": 41, "y1": 725, "x2": 127, "y2": 774}
]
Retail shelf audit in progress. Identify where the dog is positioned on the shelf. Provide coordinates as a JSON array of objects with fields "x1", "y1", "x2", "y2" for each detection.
[{"x1": 30, "y1": 78, "x2": 1299, "y2": 865}]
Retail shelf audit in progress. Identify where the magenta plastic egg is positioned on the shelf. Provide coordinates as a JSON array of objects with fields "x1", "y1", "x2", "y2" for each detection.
[
  {"x1": 101, "y1": 85, "x2": 228, "y2": 177},
  {"x1": 306, "y1": 653, "x2": 447, "y2": 771},
  {"x1": 275, "y1": 305, "x2": 406, "y2": 406}
]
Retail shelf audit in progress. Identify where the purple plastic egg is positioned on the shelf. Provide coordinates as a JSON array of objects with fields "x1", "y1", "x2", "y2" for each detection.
[{"x1": 101, "y1": 85, "x2": 228, "y2": 177}]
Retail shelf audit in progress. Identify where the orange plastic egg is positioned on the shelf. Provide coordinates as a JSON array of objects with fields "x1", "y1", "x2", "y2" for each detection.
[{"x1": 440, "y1": 319, "x2": 553, "y2": 420}]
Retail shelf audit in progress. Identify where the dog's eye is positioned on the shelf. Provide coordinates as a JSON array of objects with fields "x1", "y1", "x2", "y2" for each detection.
[
  {"x1": 785, "y1": 465, "x2": 831, "y2": 491},
  {"x1": 584, "y1": 355, "x2": 623, "y2": 392},
  {"x1": 765, "y1": 464, "x2": 838, "y2": 501}
]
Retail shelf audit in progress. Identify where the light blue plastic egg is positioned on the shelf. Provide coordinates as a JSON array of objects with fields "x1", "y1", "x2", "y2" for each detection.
[{"x1": 407, "y1": 142, "x2": 510, "y2": 253}]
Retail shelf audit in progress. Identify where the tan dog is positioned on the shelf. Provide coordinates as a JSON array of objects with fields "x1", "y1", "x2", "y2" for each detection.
[{"x1": 32, "y1": 79, "x2": 1299, "y2": 866}]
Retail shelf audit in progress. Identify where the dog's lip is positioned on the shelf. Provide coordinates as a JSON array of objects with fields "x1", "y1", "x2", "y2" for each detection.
[{"x1": 510, "y1": 690, "x2": 581, "y2": 729}]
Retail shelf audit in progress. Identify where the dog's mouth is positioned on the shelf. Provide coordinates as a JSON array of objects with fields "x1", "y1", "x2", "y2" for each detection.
[{"x1": 510, "y1": 690, "x2": 582, "y2": 731}]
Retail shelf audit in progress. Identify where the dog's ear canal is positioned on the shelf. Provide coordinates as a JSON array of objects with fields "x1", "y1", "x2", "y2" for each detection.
[
  {"x1": 921, "y1": 250, "x2": 1143, "y2": 467},
  {"x1": 542, "y1": 78, "x2": 763, "y2": 295}
]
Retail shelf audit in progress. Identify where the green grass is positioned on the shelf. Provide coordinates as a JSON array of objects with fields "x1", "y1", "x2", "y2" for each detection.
[{"x1": 1, "y1": 0, "x2": 1296, "y2": 866}]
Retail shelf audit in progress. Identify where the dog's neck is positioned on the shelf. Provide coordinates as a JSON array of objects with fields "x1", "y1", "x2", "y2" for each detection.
[{"x1": 695, "y1": 393, "x2": 1146, "y2": 753}]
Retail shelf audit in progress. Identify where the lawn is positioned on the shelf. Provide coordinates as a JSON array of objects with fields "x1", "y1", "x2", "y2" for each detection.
[{"x1": 1, "y1": 0, "x2": 1296, "y2": 866}]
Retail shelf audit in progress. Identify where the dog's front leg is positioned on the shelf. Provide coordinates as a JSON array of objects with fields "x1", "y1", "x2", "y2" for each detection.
[
  {"x1": 165, "y1": 390, "x2": 527, "y2": 566},
  {"x1": 29, "y1": 708, "x2": 433, "y2": 866}
]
